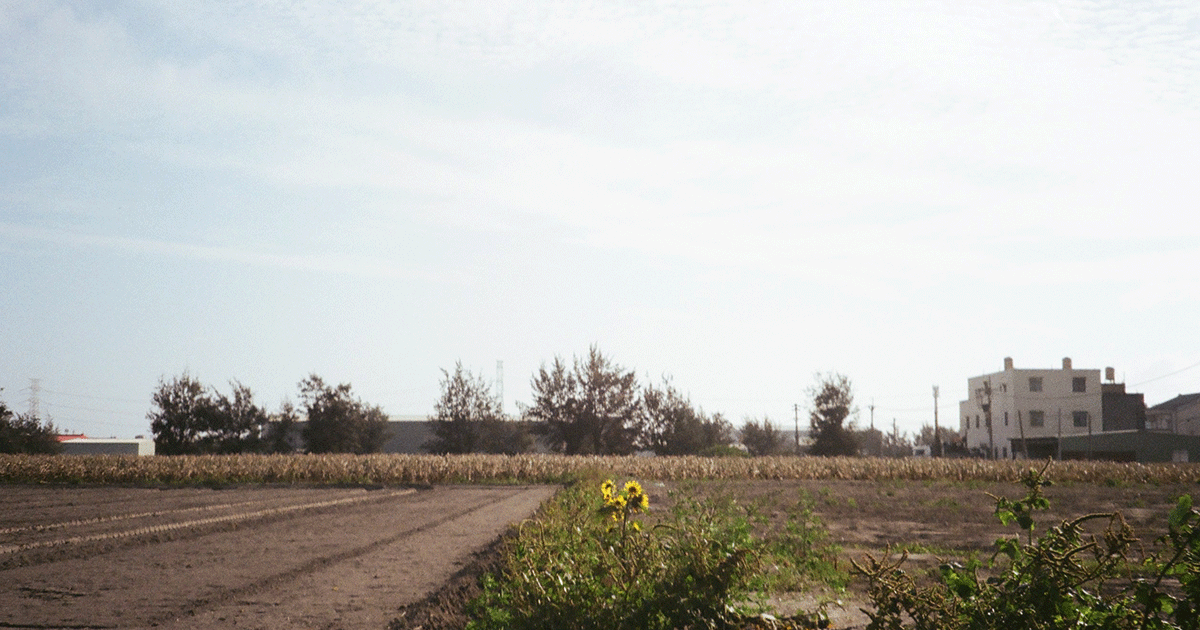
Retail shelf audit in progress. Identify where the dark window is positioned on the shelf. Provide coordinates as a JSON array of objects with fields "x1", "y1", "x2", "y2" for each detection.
[
  {"x1": 1029, "y1": 377, "x2": 1043, "y2": 392},
  {"x1": 975, "y1": 415, "x2": 980, "y2": 428},
  {"x1": 1073, "y1": 377, "x2": 1086, "y2": 393},
  {"x1": 1004, "y1": 411, "x2": 1009, "y2": 426},
  {"x1": 1073, "y1": 411, "x2": 1089, "y2": 427},
  {"x1": 1029, "y1": 410, "x2": 1045, "y2": 427}
]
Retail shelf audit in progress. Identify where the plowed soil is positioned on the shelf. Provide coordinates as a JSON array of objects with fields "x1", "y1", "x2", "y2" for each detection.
[{"x1": 0, "y1": 484, "x2": 556, "y2": 630}]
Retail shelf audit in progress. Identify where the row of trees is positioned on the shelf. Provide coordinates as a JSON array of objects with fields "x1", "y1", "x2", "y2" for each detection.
[
  {"x1": 427, "y1": 347, "x2": 865, "y2": 457},
  {"x1": 148, "y1": 373, "x2": 389, "y2": 455},
  {"x1": 0, "y1": 393, "x2": 62, "y2": 454},
  {"x1": 11, "y1": 353, "x2": 953, "y2": 458},
  {"x1": 428, "y1": 348, "x2": 738, "y2": 456}
]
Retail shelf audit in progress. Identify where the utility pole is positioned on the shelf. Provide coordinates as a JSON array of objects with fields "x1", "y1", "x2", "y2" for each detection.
[
  {"x1": 495, "y1": 360, "x2": 504, "y2": 416},
  {"x1": 27, "y1": 378, "x2": 41, "y2": 419},
  {"x1": 976, "y1": 380, "x2": 994, "y2": 459},
  {"x1": 1017, "y1": 410, "x2": 1027, "y2": 459},
  {"x1": 869, "y1": 400, "x2": 875, "y2": 430},
  {"x1": 1056, "y1": 408, "x2": 1063, "y2": 460},
  {"x1": 793, "y1": 403, "x2": 800, "y2": 454},
  {"x1": 932, "y1": 385, "x2": 941, "y2": 457}
]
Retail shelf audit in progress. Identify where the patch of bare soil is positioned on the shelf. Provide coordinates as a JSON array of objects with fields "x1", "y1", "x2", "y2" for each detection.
[{"x1": 1, "y1": 484, "x2": 557, "y2": 630}]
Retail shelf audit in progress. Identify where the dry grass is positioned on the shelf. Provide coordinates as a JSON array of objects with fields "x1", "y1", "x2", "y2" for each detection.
[{"x1": 2, "y1": 453, "x2": 1198, "y2": 486}]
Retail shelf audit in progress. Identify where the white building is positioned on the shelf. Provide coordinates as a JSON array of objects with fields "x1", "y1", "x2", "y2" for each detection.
[
  {"x1": 960, "y1": 357, "x2": 1104, "y2": 459},
  {"x1": 60, "y1": 436, "x2": 156, "y2": 456}
]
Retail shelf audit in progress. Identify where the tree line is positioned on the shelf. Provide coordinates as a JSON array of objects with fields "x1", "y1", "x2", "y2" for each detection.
[
  {"x1": 426, "y1": 346, "x2": 868, "y2": 458},
  {"x1": 146, "y1": 373, "x2": 389, "y2": 455},
  {"x1": 0, "y1": 392, "x2": 62, "y2": 454},
  {"x1": 426, "y1": 347, "x2": 741, "y2": 457},
  {"x1": 4, "y1": 346, "x2": 959, "y2": 457}
]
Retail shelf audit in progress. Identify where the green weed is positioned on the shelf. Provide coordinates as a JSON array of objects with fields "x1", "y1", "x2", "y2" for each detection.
[
  {"x1": 468, "y1": 476, "x2": 843, "y2": 630},
  {"x1": 853, "y1": 462, "x2": 1200, "y2": 630}
]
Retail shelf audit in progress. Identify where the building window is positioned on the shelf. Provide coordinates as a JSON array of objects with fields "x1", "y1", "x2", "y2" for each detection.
[
  {"x1": 1073, "y1": 377, "x2": 1086, "y2": 393},
  {"x1": 1029, "y1": 377, "x2": 1043, "y2": 392},
  {"x1": 1029, "y1": 410, "x2": 1045, "y2": 427},
  {"x1": 1073, "y1": 411, "x2": 1089, "y2": 427},
  {"x1": 1004, "y1": 411, "x2": 1009, "y2": 426},
  {"x1": 975, "y1": 415, "x2": 980, "y2": 428}
]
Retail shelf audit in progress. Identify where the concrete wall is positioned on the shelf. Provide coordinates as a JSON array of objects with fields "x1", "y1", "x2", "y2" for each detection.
[{"x1": 1059, "y1": 431, "x2": 1200, "y2": 463}]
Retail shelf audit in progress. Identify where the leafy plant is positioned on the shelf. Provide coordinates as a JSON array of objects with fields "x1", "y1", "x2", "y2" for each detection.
[
  {"x1": 467, "y1": 478, "x2": 780, "y2": 630},
  {"x1": 853, "y1": 461, "x2": 1200, "y2": 630}
]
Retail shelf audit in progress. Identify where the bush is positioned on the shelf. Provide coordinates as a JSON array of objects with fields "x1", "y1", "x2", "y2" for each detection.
[
  {"x1": 854, "y1": 462, "x2": 1200, "y2": 630},
  {"x1": 0, "y1": 400, "x2": 61, "y2": 455},
  {"x1": 468, "y1": 478, "x2": 759, "y2": 630}
]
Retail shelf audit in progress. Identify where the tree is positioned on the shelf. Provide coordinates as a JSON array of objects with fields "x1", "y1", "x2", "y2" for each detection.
[
  {"x1": 917, "y1": 423, "x2": 960, "y2": 450},
  {"x1": 808, "y1": 372, "x2": 859, "y2": 457},
  {"x1": 739, "y1": 416, "x2": 784, "y2": 456},
  {"x1": 527, "y1": 346, "x2": 640, "y2": 455},
  {"x1": 426, "y1": 362, "x2": 531, "y2": 454},
  {"x1": 263, "y1": 400, "x2": 300, "y2": 454},
  {"x1": 148, "y1": 374, "x2": 270, "y2": 455},
  {"x1": 298, "y1": 374, "x2": 390, "y2": 454},
  {"x1": 0, "y1": 397, "x2": 62, "y2": 454},
  {"x1": 637, "y1": 377, "x2": 733, "y2": 456},
  {"x1": 149, "y1": 373, "x2": 216, "y2": 455},
  {"x1": 208, "y1": 381, "x2": 270, "y2": 453}
]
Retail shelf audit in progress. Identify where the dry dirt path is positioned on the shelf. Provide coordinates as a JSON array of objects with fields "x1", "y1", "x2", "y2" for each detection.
[{"x1": 0, "y1": 484, "x2": 557, "y2": 630}]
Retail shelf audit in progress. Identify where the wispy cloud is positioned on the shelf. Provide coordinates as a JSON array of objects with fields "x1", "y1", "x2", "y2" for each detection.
[{"x1": 0, "y1": 221, "x2": 447, "y2": 281}]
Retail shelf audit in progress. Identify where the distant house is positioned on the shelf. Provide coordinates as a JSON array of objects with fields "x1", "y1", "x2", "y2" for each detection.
[
  {"x1": 960, "y1": 357, "x2": 1146, "y2": 460},
  {"x1": 961, "y1": 357, "x2": 1102, "y2": 459},
  {"x1": 380, "y1": 417, "x2": 435, "y2": 454},
  {"x1": 283, "y1": 416, "x2": 435, "y2": 454},
  {"x1": 58, "y1": 435, "x2": 156, "y2": 456},
  {"x1": 1146, "y1": 394, "x2": 1200, "y2": 436}
]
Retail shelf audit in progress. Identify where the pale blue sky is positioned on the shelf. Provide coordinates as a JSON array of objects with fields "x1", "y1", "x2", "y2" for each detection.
[{"x1": 3, "y1": 0, "x2": 1199, "y2": 440}]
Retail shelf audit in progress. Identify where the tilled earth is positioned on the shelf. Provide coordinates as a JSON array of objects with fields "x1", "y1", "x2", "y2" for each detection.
[
  {"x1": 1, "y1": 484, "x2": 556, "y2": 630},
  {"x1": 4, "y1": 477, "x2": 1195, "y2": 630}
]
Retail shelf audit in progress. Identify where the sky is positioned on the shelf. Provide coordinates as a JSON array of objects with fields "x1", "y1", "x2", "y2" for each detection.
[{"x1": 3, "y1": 0, "x2": 1200, "y2": 442}]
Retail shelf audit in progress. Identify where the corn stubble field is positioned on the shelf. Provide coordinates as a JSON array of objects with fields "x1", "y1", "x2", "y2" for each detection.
[{"x1": 3, "y1": 452, "x2": 1198, "y2": 486}]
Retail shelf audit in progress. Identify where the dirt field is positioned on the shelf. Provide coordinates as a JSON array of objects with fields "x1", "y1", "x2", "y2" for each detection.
[
  {"x1": 650, "y1": 478, "x2": 1200, "y2": 628},
  {"x1": 3, "y1": 477, "x2": 1196, "y2": 630},
  {"x1": 0, "y1": 484, "x2": 557, "y2": 630}
]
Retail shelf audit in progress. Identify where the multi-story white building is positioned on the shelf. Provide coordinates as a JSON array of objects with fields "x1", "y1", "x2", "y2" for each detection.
[{"x1": 960, "y1": 357, "x2": 1105, "y2": 459}]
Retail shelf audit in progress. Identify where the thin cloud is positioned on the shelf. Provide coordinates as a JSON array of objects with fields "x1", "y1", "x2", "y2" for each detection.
[{"x1": 0, "y1": 222, "x2": 442, "y2": 281}]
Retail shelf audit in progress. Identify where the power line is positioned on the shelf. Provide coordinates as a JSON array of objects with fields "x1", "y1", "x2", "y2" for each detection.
[
  {"x1": 40, "y1": 388, "x2": 145, "y2": 405},
  {"x1": 1132, "y1": 359, "x2": 1200, "y2": 387}
]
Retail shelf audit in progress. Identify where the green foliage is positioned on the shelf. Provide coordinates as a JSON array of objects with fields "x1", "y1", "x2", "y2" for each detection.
[
  {"x1": 808, "y1": 372, "x2": 859, "y2": 457},
  {"x1": 426, "y1": 362, "x2": 532, "y2": 455},
  {"x1": 0, "y1": 398, "x2": 62, "y2": 455},
  {"x1": 263, "y1": 400, "x2": 299, "y2": 454},
  {"x1": 638, "y1": 377, "x2": 734, "y2": 456},
  {"x1": 467, "y1": 479, "x2": 751, "y2": 630},
  {"x1": 526, "y1": 346, "x2": 640, "y2": 455},
  {"x1": 468, "y1": 477, "x2": 842, "y2": 630},
  {"x1": 853, "y1": 461, "x2": 1200, "y2": 630},
  {"x1": 739, "y1": 416, "x2": 786, "y2": 456},
  {"x1": 299, "y1": 374, "x2": 390, "y2": 454},
  {"x1": 149, "y1": 374, "x2": 269, "y2": 455}
]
